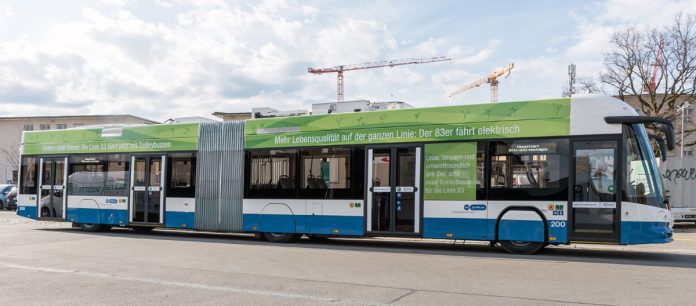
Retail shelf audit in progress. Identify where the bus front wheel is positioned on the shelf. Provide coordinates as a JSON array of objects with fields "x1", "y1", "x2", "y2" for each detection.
[
  {"x1": 263, "y1": 232, "x2": 299, "y2": 243},
  {"x1": 499, "y1": 240, "x2": 545, "y2": 255}
]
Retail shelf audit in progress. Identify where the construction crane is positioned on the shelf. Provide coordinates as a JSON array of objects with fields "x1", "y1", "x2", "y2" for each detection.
[
  {"x1": 308, "y1": 56, "x2": 451, "y2": 102},
  {"x1": 646, "y1": 39, "x2": 665, "y2": 94},
  {"x1": 449, "y1": 63, "x2": 515, "y2": 102}
]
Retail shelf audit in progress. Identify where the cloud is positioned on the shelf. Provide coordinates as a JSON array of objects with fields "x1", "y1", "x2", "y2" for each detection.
[{"x1": 0, "y1": 0, "x2": 694, "y2": 121}]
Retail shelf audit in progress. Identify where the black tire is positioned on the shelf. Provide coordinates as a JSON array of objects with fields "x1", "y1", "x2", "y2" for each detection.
[
  {"x1": 263, "y1": 232, "x2": 299, "y2": 243},
  {"x1": 79, "y1": 224, "x2": 109, "y2": 232},
  {"x1": 40, "y1": 207, "x2": 51, "y2": 218},
  {"x1": 499, "y1": 240, "x2": 545, "y2": 255}
]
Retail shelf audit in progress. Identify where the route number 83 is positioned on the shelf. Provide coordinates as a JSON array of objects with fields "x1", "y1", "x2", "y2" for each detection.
[{"x1": 550, "y1": 221, "x2": 566, "y2": 228}]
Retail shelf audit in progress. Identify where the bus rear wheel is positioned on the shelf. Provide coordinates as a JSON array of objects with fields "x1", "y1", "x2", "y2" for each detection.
[
  {"x1": 79, "y1": 224, "x2": 110, "y2": 232},
  {"x1": 263, "y1": 232, "x2": 299, "y2": 243},
  {"x1": 499, "y1": 240, "x2": 545, "y2": 255}
]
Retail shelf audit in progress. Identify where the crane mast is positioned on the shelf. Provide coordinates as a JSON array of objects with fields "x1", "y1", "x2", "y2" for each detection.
[
  {"x1": 647, "y1": 39, "x2": 665, "y2": 94},
  {"x1": 309, "y1": 56, "x2": 451, "y2": 102},
  {"x1": 449, "y1": 63, "x2": 515, "y2": 102}
]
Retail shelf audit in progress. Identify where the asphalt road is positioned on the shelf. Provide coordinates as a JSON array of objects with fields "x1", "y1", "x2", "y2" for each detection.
[{"x1": 1, "y1": 210, "x2": 695, "y2": 305}]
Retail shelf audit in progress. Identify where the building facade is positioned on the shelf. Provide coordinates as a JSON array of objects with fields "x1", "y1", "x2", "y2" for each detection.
[{"x1": 0, "y1": 115, "x2": 157, "y2": 183}]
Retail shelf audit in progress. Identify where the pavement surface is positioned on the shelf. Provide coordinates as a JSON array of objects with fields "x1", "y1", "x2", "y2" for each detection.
[{"x1": 1, "y1": 210, "x2": 695, "y2": 305}]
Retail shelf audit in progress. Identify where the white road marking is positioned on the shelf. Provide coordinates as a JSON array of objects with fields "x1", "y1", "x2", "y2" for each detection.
[{"x1": 0, "y1": 262, "x2": 378, "y2": 305}]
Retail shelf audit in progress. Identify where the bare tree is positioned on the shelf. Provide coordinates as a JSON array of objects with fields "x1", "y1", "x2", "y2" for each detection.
[
  {"x1": 0, "y1": 146, "x2": 19, "y2": 172},
  {"x1": 1, "y1": 126, "x2": 23, "y2": 183},
  {"x1": 600, "y1": 13, "x2": 696, "y2": 147},
  {"x1": 562, "y1": 77, "x2": 603, "y2": 97}
]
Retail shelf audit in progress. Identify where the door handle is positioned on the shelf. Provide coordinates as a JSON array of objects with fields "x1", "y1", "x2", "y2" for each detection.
[{"x1": 369, "y1": 187, "x2": 374, "y2": 192}]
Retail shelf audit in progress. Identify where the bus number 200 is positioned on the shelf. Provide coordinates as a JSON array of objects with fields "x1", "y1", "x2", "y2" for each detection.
[{"x1": 550, "y1": 221, "x2": 566, "y2": 228}]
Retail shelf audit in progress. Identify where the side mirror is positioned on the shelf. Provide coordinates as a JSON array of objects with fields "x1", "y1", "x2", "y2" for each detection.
[{"x1": 648, "y1": 134, "x2": 668, "y2": 162}]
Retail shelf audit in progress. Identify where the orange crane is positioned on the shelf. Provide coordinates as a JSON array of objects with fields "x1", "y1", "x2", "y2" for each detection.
[
  {"x1": 449, "y1": 63, "x2": 514, "y2": 102},
  {"x1": 647, "y1": 39, "x2": 665, "y2": 94},
  {"x1": 308, "y1": 56, "x2": 451, "y2": 102}
]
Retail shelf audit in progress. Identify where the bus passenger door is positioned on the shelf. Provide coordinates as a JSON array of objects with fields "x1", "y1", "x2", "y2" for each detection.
[
  {"x1": 366, "y1": 146, "x2": 421, "y2": 234},
  {"x1": 130, "y1": 155, "x2": 165, "y2": 224},
  {"x1": 37, "y1": 156, "x2": 67, "y2": 220},
  {"x1": 569, "y1": 140, "x2": 620, "y2": 243}
]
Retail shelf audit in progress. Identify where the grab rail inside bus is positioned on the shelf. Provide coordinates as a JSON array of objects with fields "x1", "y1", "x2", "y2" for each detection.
[{"x1": 604, "y1": 116, "x2": 676, "y2": 151}]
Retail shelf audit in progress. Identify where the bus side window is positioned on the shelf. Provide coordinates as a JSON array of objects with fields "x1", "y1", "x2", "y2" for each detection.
[
  {"x1": 476, "y1": 142, "x2": 486, "y2": 200},
  {"x1": 488, "y1": 139, "x2": 569, "y2": 201},
  {"x1": 246, "y1": 149, "x2": 298, "y2": 199},
  {"x1": 299, "y1": 147, "x2": 349, "y2": 199},
  {"x1": 167, "y1": 152, "x2": 196, "y2": 198},
  {"x1": 68, "y1": 154, "x2": 129, "y2": 197},
  {"x1": 20, "y1": 156, "x2": 38, "y2": 194}
]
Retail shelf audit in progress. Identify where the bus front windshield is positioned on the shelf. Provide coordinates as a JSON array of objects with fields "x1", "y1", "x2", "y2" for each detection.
[{"x1": 623, "y1": 124, "x2": 665, "y2": 208}]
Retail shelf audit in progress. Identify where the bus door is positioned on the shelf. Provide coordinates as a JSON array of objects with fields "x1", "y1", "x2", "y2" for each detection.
[
  {"x1": 37, "y1": 156, "x2": 68, "y2": 220},
  {"x1": 130, "y1": 155, "x2": 165, "y2": 224},
  {"x1": 366, "y1": 146, "x2": 421, "y2": 234},
  {"x1": 569, "y1": 140, "x2": 620, "y2": 242}
]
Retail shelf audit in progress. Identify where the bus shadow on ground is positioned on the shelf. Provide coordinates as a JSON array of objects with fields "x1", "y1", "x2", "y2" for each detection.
[{"x1": 38, "y1": 227, "x2": 696, "y2": 270}]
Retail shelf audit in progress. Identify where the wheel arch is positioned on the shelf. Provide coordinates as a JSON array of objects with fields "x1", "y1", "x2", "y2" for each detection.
[{"x1": 494, "y1": 206, "x2": 548, "y2": 244}]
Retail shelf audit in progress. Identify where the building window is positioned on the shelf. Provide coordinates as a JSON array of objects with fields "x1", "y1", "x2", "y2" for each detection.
[
  {"x1": 39, "y1": 124, "x2": 50, "y2": 130},
  {"x1": 73, "y1": 123, "x2": 84, "y2": 128},
  {"x1": 56, "y1": 124, "x2": 68, "y2": 130},
  {"x1": 23, "y1": 124, "x2": 34, "y2": 131},
  {"x1": 686, "y1": 108, "x2": 694, "y2": 123},
  {"x1": 685, "y1": 147, "x2": 694, "y2": 157}
]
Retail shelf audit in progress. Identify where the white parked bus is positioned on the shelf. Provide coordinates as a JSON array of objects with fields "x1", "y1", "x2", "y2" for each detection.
[{"x1": 16, "y1": 95, "x2": 675, "y2": 254}]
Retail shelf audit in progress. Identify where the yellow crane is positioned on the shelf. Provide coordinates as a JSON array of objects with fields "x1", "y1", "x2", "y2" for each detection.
[{"x1": 448, "y1": 63, "x2": 515, "y2": 102}]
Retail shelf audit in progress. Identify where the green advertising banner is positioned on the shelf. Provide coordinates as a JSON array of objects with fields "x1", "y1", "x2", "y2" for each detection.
[
  {"x1": 22, "y1": 123, "x2": 199, "y2": 155},
  {"x1": 244, "y1": 98, "x2": 570, "y2": 149},
  {"x1": 424, "y1": 142, "x2": 477, "y2": 201}
]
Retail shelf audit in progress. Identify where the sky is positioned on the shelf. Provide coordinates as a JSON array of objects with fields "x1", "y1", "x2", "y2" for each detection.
[{"x1": 0, "y1": 0, "x2": 694, "y2": 122}]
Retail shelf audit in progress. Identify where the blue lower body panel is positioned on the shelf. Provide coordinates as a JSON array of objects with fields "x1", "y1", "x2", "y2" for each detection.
[
  {"x1": 243, "y1": 214, "x2": 363, "y2": 236},
  {"x1": 423, "y1": 218, "x2": 490, "y2": 240},
  {"x1": 423, "y1": 217, "x2": 568, "y2": 244},
  {"x1": 498, "y1": 219, "x2": 545, "y2": 243},
  {"x1": 165, "y1": 211, "x2": 195, "y2": 229},
  {"x1": 17, "y1": 206, "x2": 37, "y2": 219},
  {"x1": 621, "y1": 221, "x2": 672, "y2": 244},
  {"x1": 67, "y1": 208, "x2": 128, "y2": 226}
]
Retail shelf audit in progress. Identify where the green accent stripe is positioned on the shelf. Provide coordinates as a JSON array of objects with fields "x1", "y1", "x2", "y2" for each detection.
[
  {"x1": 22, "y1": 123, "x2": 199, "y2": 155},
  {"x1": 244, "y1": 99, "x2": 571, "y2": 149}
]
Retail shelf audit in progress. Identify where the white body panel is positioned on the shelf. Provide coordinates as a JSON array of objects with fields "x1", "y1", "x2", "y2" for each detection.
[
  {"x1": 569, "y1": 95, "x2": 637, "y2": 136},
  {"x1": 243, "y1": 199, "x2": 363, "y2": 216},
  {"x1": 165, "y1": 197, "x2": 195, "y2": 213},
  {"x1": 67, "y1": 195, "x2": 128, "y2": 210},
  {"x1": 424, "y1": 200, "x2": 568, "y2": 221},
  {"x1": 622, "y1": 202, "x2": 672, "y2": 223},
  {"x1": 17, "y1": 194, "x2": 36, "y2": 208}
]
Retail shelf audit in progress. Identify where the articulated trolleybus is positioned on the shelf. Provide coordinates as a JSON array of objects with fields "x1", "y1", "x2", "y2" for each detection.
[{"x1": 17, "y1": 96, "x2": 675, "y2": 254}]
